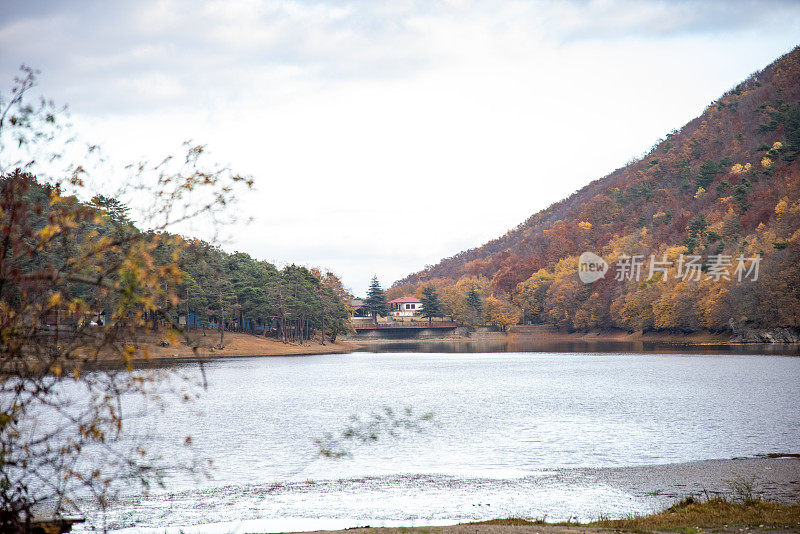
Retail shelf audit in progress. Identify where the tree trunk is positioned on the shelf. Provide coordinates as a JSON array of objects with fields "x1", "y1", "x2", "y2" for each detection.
[
  {"x1": 218, "y1": 291, "x2": 224, "y2": 348},
  {"x1": 321, "y1": 310, "x2": 326, "y2": 345}
]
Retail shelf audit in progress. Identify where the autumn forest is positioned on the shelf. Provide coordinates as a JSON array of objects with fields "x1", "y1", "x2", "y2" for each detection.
[{"x1": 390, "y1": 46, "x2": 800, "y2": 335}]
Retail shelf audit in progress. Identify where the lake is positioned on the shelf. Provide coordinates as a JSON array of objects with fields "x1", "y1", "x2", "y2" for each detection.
[{"x1": 73, "y1": 347, "x2": 800, "y2": 533}]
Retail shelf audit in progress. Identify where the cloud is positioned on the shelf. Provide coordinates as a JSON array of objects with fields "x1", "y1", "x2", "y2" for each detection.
[
  {"x1": 0, "y1": 0, "x2": 439, "y2": 113},
  {"x1": 6, "y1": 0, "x2": 795, "y2": 114},
  {"x1": 521, "y1": 0, "x2": 800, "y2": 43}
]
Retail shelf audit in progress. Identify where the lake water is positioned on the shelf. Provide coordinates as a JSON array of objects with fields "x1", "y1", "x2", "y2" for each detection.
[{"x1": 73, "y1": 347, "x2": 800, "y2": 533}]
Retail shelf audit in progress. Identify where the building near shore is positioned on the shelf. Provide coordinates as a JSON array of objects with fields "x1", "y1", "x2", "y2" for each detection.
[{"x1": 389, "y1": 296, "x2": 422, "y2": 317}]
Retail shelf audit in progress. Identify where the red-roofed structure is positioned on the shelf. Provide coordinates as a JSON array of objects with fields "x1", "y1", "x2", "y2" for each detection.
[{"x1": 388, "y1": 296, "x2": 422, "y2": 316}]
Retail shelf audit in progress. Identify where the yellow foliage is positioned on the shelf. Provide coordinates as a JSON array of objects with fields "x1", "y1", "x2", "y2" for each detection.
[
  {"x1": 38, "y1": 224, "x2": 61, "y2": 240},
  {"x1": 572, "y1": 293, "x2": 606, "y2": 330},
  {"x1": 612, "y1": 283, "x2": 660, "y2": 331},
  {"x1": 441, "y1": 276, "x2": 491, "y2": 326},
  {"x1": 697, "y1": 280, "x2": 730, "y2": 330},
  {"x1": 694, "y1": 187, "x2": 706, "y2": 199},
  {"x1": 513, "y1": 270, "x2": 553, "y2": 320},
  {"x1": 578, "y1": 221, "x2": 592, "y2": 231},
  {"x1": 663, "y1": 245, "x2": 688, "y2": 261},
  {"x1": 441, "y1": 284, "x2": 467, "y2": 323},
  {"x1": 48, "y1": 292, "x2": 62, "y2": 308},
  {"x1": 775, "y1": 197, "x2": 789, "y2": 215},
  {"x1": 761, "y1": 156, "x2": 772, "y2": 168},
  {"x1": 553, "y1": 256, "x2": 579, "y2": 278},
  {"x1": 484, "y1": 295, "x2": 522, "y2": 330}
]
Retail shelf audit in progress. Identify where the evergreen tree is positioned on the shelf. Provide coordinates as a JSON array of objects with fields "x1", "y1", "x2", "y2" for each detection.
[
  {"x1": 696, "y1": 159, "x2": 720, "y2": 188},
  {"x1": 91, "y1": 194, "x2": 132, "y2": 225},
  {"x1": 466, "y1": 286, "x2": 482, "y2": 313},
  {"x1": 419, "y1": 285, "x2": 442, "y2": 323},
  {"x1": 466, "y1": 286, "x2": 483, "y2": 326},
  {"x1": 364, "y1": 276, "x2": 388, "y2": 323}
]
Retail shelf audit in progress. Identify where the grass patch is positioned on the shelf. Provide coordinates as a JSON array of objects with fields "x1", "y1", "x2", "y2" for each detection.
[
  {"x1": 589, "y1": 497, "x2": 800, "y2": 531},
  {"x1": 470, "y1": 497, "x2": 800, "y2": 531}
]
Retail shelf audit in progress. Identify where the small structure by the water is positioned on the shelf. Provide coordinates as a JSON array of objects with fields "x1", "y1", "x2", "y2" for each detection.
[
  {"x1": 351, "y1": 298, "x2": 369, "y2": 317},
  {"x1": 389, "y1": 296, "x2": 422, "y2": 317}
]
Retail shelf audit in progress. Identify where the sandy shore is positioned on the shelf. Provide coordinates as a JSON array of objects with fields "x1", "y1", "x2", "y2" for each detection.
[{"x1": 100, "y1": 331, "x2": 356, "y2": 361}]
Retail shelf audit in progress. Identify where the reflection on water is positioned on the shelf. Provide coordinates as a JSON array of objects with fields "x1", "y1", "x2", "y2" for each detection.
[{"x1": 356, "y1": 339, "x2": 800, "y2": 355}]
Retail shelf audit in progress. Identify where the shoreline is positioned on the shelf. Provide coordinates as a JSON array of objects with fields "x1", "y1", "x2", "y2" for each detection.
[
  {"x1": 277, "y1": 455, "x2": 800, "y2": 534},
  {"x1": 95, "y1": 455, "x2": 800, "y2": 534},
  {"x1": 347, "y1": 330, "x2": 800, "y2": 348},
  {"x1": 98, "y1": 331, "x2": 357, "y2": 362},
  {"x1": 100, "y1": 327, "x2": 800, "y2": 363}
]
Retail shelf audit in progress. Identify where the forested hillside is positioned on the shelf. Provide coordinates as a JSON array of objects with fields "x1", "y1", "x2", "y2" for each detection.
[
  {"x1": 391, "y1": 46, "x2": 800, "y2": 333},
  {"x1": 0, "y1": 171, "x2": 352, "y2": 344}
]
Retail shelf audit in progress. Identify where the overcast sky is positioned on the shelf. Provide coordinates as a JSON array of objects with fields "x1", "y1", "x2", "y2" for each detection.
[{"x1": 1, "y1": 0, "x2": 799, "y2": 295}]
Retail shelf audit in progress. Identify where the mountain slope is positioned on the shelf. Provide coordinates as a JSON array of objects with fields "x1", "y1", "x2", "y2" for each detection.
[{"x1": 391, "y1": 46, "x2": 800, "y2": 333}]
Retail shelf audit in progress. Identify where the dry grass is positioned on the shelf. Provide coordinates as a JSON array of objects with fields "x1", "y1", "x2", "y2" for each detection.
[
  {"x1": 466, "y1": 518, "x2": 545, "y2": 526},
  {"x1": 589, "y1": 497, "x2": 800, "y2": 531},
  {"x1": 464, "y1": 497, "x2": 800, "y2": 532},
  {"x1": 280, "y1": 499, "x2": 800, "y2": 534}
]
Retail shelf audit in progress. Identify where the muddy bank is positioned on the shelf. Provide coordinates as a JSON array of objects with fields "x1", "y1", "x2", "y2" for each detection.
[
  {"x1": 92, "y1": 456, "x2": 800, "y2": 533},
  {"x1": 98, "y1": 331, "x2": 354, "y2": 361},
  {"x1": 285, "y1": 456, "x2": 800, "y2": 534}
]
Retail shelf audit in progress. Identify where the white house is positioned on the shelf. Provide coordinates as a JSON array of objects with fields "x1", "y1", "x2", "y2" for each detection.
[{"x1": 389, "y1": 296, "x2": 423, "y2": 317}]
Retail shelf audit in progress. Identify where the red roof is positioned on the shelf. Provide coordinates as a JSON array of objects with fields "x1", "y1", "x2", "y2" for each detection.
[{"x1": 389, "y1": 296, "x2": 421, "y2": 304}]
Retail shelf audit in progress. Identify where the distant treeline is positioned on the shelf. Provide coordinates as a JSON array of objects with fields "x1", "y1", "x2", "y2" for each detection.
[{"x1": 1, "y1": 171, "x2": 352, "y2": 344}]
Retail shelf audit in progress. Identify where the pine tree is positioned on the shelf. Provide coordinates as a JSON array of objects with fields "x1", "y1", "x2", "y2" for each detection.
[
  {"x1": 419, "y1": 285, "x2": 442, "y2": 323},
  {"x1": 466, "y1": 286, "x2": 483, "y2": 326},
  {"x1": 364, "y1": 276, "x2": 388, "y2": 324},
  {"x1": 466, "y1": 286, "x2": 482, "y2": 312}
]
